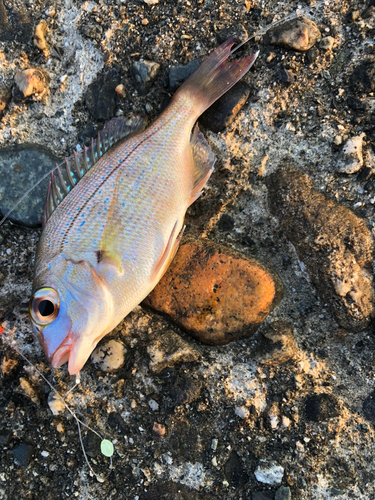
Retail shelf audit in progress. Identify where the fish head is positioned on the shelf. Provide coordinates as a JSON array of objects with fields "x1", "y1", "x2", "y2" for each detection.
[{"x1": 30, "y1": 257, "x2": 113, "y2": 375}]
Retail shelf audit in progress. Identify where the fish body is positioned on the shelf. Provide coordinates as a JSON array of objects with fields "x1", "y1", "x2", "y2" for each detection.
[{"x1": 30, "y1": 40, "x2": 258, "y2": 375}]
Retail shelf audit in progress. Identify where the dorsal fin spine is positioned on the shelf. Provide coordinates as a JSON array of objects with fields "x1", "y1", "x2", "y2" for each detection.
[
  {"x1": 56, "y1": 164, "x2": 69, "y2": 195},
  {"x1": 65, "y1": 158, "x2": 76, "y2": 187},
  {"x1": 73, "y1": 151, "x2": 83, "y2": 179},
  {"x1": 42, "y1": 115, "x2": 148, "y2": 225}
]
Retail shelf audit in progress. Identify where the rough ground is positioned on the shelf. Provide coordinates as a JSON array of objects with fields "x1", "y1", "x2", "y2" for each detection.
[{"x1": 1, "y1": 0, "x2": 375, "y2": 499}]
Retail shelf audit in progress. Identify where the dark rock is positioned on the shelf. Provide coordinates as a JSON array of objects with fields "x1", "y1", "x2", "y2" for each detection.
[
  {"x1": 0, "y1": 144, "x2": 60, "y2": 227},
  {"x1": 305, "y1": 393, "x2": 341, "y2": 422},
  {"x1": 170, "y1": 375, "x2": 202, "y2": 405},
  {"x1": 140, "y1": 481, "x2": 218, "y2": 499},
  {"x1": 349, "y1": 59, "x2": 375, "y2": 94},
  {"x1": 199, "y1": 81, "x2": 251, "y2": 132},
  {"x1": 0, "y1": 428, "x2": 11, "y2": 446},
  {"x1": 0, "y1": 0, "x2": 33, "y2": 43},
  {"x1": 363, "y1": 391, "x2": 375, "y2": 421},
  {"x1": 347, "y1": 96, "x2": 368, "y2": 112},
  {"x1": 11, "y1": 443, "x2": 34, "y2": 466},
  {"x1": 280, "y1": 67, "x2": 294, "y2": 84},
  {"x1": 263, "y1": 16, "x2": 321, "y2": 52},
  {"x1": 224, "y1": 451, "x2": 249, "y2": 488},
  {"x1": 297, "y1": 476, "x2": 307, "y2": 489},
  {"x1": 0, "y1": 87, "x2": 11, "y2": 116},
  {"x1": 145, "y1": 239, "x2": 281, "y2": 345},
  {"x1": 169, "y1": 59, "x2": 201, "y2": 91},
  {"x1": 85, "y1": 69, "x2": 121, "y2": 120},
  {"x1": 131, "y1": 60, "x2": 160, "y2": 94},
  {"x1": 275, "y1": 486, "x2": 292, "y2": 500},
  {"x1": 81, "y1": 22, "x2": 103, "y2": 42},
  {"x1": 267, "y1": 166, "x2": 374, "y2": 331},
  {"x1": 252, "y1": 492, "x2": 274, "y2": 500},
  {"x1": 217, "y1": 213, "x2": 235, "y2": 232},
  {"x1": 357, "y1": 166, "x2": 373, "y2": 182},
  {"x1": 306, "y1": 47, "x2": 319, "y2": 63},
  {"x1": 331, "y1": 488, "x2": 346, "y2": 497}
]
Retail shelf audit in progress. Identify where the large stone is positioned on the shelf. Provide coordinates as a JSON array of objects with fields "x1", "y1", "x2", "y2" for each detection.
[
  {"x1": 144, "y1": 239, "x2": 281, "y2": 345},
  {"x1": 0, "y1": 144, "x2": 60, "y2": 227},
  {"x1": 267, "y1": 166, "x2": 374, "y2": 331},
  {"x1": 264, "y1": 16, "x2": 321, "y2": 52}
]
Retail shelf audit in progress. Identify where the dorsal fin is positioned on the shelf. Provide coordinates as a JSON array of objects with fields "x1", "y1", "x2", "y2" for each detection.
[{"x1": 42, "y1": 115, "x2": 147, "y2": 226}]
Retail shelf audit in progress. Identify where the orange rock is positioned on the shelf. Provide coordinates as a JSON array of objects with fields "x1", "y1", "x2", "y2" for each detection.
[{"x1": 144, "y1": 239, "x2": 281, "y2": 345}]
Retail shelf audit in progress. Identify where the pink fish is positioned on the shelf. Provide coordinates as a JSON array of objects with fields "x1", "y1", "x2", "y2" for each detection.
[{"x1": 29, "y1": 40, "x2": 258, "y2": 375}]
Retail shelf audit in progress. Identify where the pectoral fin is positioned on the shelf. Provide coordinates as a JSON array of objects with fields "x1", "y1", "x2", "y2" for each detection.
[
  {"x1": 151, "y1": 221, "x2": 185, "y2": 282},
  {"x1": 189, "y1": 124, "x2": 215, "y2": 206}
]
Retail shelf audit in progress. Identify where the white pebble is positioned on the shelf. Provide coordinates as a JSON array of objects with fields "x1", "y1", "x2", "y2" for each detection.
[{"x1": 254, "y1": 460, "x2": 284, "y2": 485}]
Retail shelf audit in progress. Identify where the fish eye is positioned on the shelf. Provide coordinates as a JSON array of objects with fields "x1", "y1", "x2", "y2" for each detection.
[{"x1": 30, "y1": 287, "x2": 60, "y2": 326}]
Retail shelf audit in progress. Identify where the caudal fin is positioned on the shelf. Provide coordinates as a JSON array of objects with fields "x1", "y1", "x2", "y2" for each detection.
[{"x1": 177, "y1": 39, "x2": 259, "y2": 117}]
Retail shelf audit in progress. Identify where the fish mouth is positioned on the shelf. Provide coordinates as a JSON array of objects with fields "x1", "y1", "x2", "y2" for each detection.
[
  {"x1": 50, "y1": 336, "x2": 93, "y2": 376},
  {"x1": 51, "y1": 344, "x2": 72, "y2": 369}
]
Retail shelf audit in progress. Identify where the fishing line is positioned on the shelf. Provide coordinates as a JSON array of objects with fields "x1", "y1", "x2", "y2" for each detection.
[{"x1": 0, "y1": 323, "x2": 114, "y2": 480}]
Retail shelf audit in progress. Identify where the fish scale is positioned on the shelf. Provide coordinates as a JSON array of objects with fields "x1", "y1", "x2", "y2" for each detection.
[{"x1": 29, "y1": 40, "x2": 259, "y2": 375}]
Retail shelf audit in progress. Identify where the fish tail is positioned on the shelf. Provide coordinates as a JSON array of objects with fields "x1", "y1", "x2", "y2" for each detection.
[{"x1": 176, "y1": 39, "x2": 259, "y2": 118}]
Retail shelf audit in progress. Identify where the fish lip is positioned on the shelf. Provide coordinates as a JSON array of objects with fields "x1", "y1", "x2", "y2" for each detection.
[{"x1": 51, "y1": 343, "x2": 72, "y2": 369}]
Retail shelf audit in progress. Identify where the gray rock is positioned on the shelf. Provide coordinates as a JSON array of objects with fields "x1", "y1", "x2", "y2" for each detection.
[
  {"x1": 267, "y1": 166, "x2": 374, "y2": 331},
  {"x1": 264, "y1": 16, "x2": 321, "y2": 52},
  {"x1": 254, "y1": 460, "x2": 284, "y2": 485},
  {"x1": 131, "y1": 60, "x2": 160, "y2": 93},
  {"x1": 275, "y1": 486, "x2": 292, "y2": 500},
  {"x1": 336, "y1": 133, "x2": 365, "y2": 174},
  {"x1": 0, "y1": 144, "x2": 60, "y2": 227},
  {"x1": 11, "y1": 443, "x2": 34, "y2": 466},
  {"x1": 169, "y1": 59, "x2": 201, "y2": 91}
]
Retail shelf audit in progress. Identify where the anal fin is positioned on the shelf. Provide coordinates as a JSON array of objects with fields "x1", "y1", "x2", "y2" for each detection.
[{"x1": 189, "y1": 124, "x2": 215, "y2": 206}]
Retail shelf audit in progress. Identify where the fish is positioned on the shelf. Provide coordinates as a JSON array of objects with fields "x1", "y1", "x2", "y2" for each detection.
[{"x1": 28, "y1": 39, "x2": 258, "y2": 375}]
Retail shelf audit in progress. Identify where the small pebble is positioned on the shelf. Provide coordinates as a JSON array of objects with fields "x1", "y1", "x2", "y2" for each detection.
[
  {"x1": 275, "y1": 486, "x2": 292, "y2": 500},
  {"x1": 144, "y1": 0, "x2": 159, "y2": 5},
  {"x1": 235, "y1": 406, "x2": 249, "y2": 419},
  {"x1": 141, "y1": 18, "x2": 149, "y2": 25},
  {"x1": 336, "y1": 133, "x2": 365, "y2": 174},
  {"x1": 153, "y1": 422, "x2": 166, "y2": 437},
  {"x1": 264, "y1": 16, "x2": 321, "y2": 52},
  {"x1": 33, "y1": 20, "x2": 48, "y2": 50},
  {"x1": 18, "y1": 377, "x2": 40, "y2": 405},
  {"x1": 91, "y1": 339, "x2": 126, "y2": 372},
  {"x1": 14, "y1": 68, "x2": 50, "y2": 98},
  {"x1": 131, "y1": 60, "x2": 160, "y2": 94},
  {"x1": 254, "y1": 460, "x2": 284, "y2": 485},
  {"x1": 48, "y1": 392, "x2": 66, "y2": 416},
  {"x1": 169, "y1": 59, "x2": 201, "y2": 90},
  {"x1": 319, "y1": 36, "x2": 335, "y2": 51},
  {"x1": 11, "y1": 443, "x2": 34, "y2": 467},
  {"x1": 148, "y1": 399, "x2": 159, "y2": 411}
]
